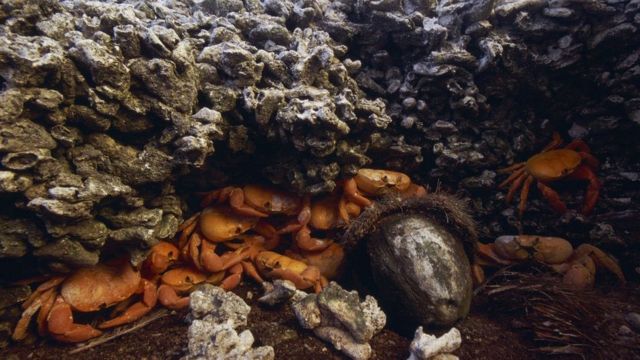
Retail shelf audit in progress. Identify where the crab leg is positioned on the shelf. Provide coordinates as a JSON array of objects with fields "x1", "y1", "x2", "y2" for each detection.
[
  {"x1": 47, "y1": 296, "x2": 103, "y2": 343},
  {"x1": 22, "y1": 276, "x2": 64, "y2": 310},
  {"x1": 199, "y1": 187, "x2": 234, "y2": 208},
  {"x1": 253, "y1": 221, "x2": 280, "y2": 250},
  {"x1": 228, "y1": 188, "x2": 269, "y2": 217},
  {"x1": 541, "y1": 131, "x2": 563, "y2": 152},
  {"x1": 499, "y1": 166, "x2": 525, "y2": 189},
  {"x1": 158, "y1": 284, "x2": 190, "y2": 310},
  {"x1": 37, "y1": 289, "x2": 57, "y2": 336},
  {"x1": 518, "y1": 175, "x2": 534, "y2": 217},
  {"x1": 566, "y1": 165, "x2": 600, "y2": 215},
  {"x1": 571, "y1": 244, "x2": 625, "y2": 284},
  {"x1": 536, "y1": 182, "x2": 567, "y2": 214},
  {"x1": 99, "y1": 279, "x2": 158, "y2": 329},
  {"x1": 343, "y1": 178, "x2": 373, "y2": 207},
  {"x1": 199, "y1": 237, "x2": 225, "y2": 272},
  {"x1": 220, "y1": 263, "x2": 243, "y2": 290},
  {"x1": 295, "y1": 225, "x2": 333, "y2": 251},
  {"x1": 497, "y1": 162, "x2": 525, "y2": 174},
  {"x1": 564, "y1": 138, "x2": 590, "y2": 153},
  {"x1": 338, "y1": 196, "x2": 362, "y2": 224},
  {"x1": 504, "y1": 170, "x2": 526, "y2": 203},
  {"x1": 12, "y1": 288, "x2": 57, "y2": 341},
  {"x1": 241, "y1": 260, "x2": 264, "y2": 283},
  {"x1": 178, "y1": 219, "x2": 198, "y2": 251}
]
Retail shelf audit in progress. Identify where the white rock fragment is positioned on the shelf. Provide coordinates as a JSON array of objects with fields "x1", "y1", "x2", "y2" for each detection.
[
  {"x1": 188, "y1": 284, "x2": 250, "y2": 327},
  {"x1": 408, "y1": 327, "x2": 462, "y2": 360},
  {"x1": 183, "y1": 284, "x2": 273, "y2": 360},
  {"x1": 258, "y1": 280, "x2": 306, "y2": 305},
  {"x1": 292, "y1": 282, "x2": 386, "y2": 360}
]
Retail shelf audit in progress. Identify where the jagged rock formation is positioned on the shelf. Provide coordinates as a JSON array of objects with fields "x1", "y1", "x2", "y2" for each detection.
[{"x1": 0, "y1": 0, "x2": 638, "y2": 274}]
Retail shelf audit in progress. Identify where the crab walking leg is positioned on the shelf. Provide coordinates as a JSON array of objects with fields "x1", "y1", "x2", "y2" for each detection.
[
  {"x1": 499, "y1": 166, "x2": 526, "y2": 189},
  {"x1": 47, "y1": 296, "x2": 103, "y2": 343},
  {"x1": 343, "y1": 178, "x2": 373, "y2": 207},
  {"x1": 505, "y1": 171, "x2": 526, "y2": 203},
  {"x1": 221, "y1": 263, "x2": 243, "y2": 290},
  {"x1": 199, "y1": 237, "x2": 225, "y2": 273},
  {"x1": 253, "y1": 221, "x2": 280, "y2": 250},
  {"x1": 518, "y1": 175, "x2": 534, "y2": 217},
  {"x1": 536, "y1": 182, "x2": 567, "y2": 214},
  {"x1": 37, "y1": 288, "x2": 57, "y2": 336},
  {"x1": 564, "y1": 138, "x2": 591, "y2": 153},
  {"x1": 157, "y1": 284, "x2": 190, "y2": 310},
  {"x1": 241, "y1": 260, "x2": 264, "y2": 283},
  {"x1": 567, "y1": 165, "x2": 601, "y2": 215},
  {"x1": 99, "y1": 279, "x2": 158, "y2": 329},
  {"x1": 22, "y1": 276, "x2": 65, "y2": 310},
  {"x1": 228, "y1": 188, "x2": 269, "y2": 217},
  {"x1": 295, "y1": 225, "x2": 333, "y2": 251},
  {"x1": 12, "y1": 288, "x2": 56, "y2": 341},
  {"x1": 572, "y1": 244, "x2": 625, "y2": 284},
  {"x1": 178, "y1": 219, "x2": 198, "y2": 251},
  {"x1": 578, "y1": 152, "x2": 599, "y2": 170},
  {"x1": 178, "y1": 212, "x2": 200, "y2": 232},
  {"x1": 562, "y1": 256, "x2": 596, "y2": 290},
  {"x1": 497, "y1": 162, "x2": 525, "y2": 174},
  {"x1": 540, "y1": 132, "x2": 564, "y2": 152},
  {"x1": 189, "y1": 232, "x2": 204, "y2": 271}
]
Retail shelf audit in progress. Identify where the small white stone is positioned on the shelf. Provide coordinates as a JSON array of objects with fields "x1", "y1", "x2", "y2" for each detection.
[{"x1": 407, "y1": 327, "x2": 462, "y2": 360}]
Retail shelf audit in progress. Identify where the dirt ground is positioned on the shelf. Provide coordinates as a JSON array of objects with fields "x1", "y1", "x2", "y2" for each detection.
[{"x1": 4, "y1": 278, "x2": 638, "y2": 360}]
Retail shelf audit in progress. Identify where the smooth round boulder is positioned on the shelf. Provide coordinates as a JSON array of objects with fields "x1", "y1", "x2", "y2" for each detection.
[{"x1": 367, "y1": 213, "x2": 473, "y2": 328}]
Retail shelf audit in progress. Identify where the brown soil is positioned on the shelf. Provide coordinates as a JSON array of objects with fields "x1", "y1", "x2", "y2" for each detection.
[{"x1": 1, "y1": 281, "x2": 638, "y2": 360}]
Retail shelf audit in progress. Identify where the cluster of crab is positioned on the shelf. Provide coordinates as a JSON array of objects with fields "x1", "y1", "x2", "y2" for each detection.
[
  {"x1": 11, "y1": 132, "x2": 627, "y2": 344},
  {"x1": 11, "y1": 169, "x2": 426, "y2": 343}
]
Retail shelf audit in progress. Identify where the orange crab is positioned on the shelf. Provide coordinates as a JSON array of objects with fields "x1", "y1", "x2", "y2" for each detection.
[
  {"x1": 176, "y1": 205, "x2": 279, "y2": 274},
  {"x1": 157, "y1": 267, "x2": 226, "y2": 310},
  {"x1": 200, "y1": 184, "x2": 302, "y2": 217},
  {"x1": 498, "y1": 132, "x2": 601, "y2": 216},
  {"x1": 341, "y1": 168, "x2": 427, "y2": 222},
  {"x1": 255, "y1": 251, "x2": 328, "y2": 293},
  {"x1": 473, "y1": 235, "x2": 625, "y2": 290},
  {"x1": 12, "y1": 258, "x2": 159, "y2": 343}
]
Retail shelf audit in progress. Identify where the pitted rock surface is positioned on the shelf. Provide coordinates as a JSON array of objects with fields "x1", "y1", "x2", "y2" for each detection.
[{"x1": 0, "y1": 0, "x2": 637, "y2": 284}]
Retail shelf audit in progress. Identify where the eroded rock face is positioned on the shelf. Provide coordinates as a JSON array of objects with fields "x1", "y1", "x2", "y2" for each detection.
[
  {"x1": 368, "y1": 214, "x2": 473, "y2": 328},
  {"x1": 0, "y1": 0, "x2": 638, "y2": 276}
]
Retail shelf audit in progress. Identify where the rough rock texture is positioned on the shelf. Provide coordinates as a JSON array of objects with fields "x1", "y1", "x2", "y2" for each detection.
[
  {"x1": 184, "y1": 284, "x2": 274, "y2": 360},
  {"x1": 292, "y1": 282, "x2": 386, "y2": 360},
  {"x1": 407, "y1": 327, "x2": 462, "y2": 360},
  {"x1": 0, "y1": 0, "x2": 639, "y2": 281},
  {"x1": 258, "y1": 279, "x2": 306, "y2": 306}
]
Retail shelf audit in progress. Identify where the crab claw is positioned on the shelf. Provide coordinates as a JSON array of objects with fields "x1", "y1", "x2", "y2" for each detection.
[
  {"x1": 47, "y1": 296, "x2": 103, "y2": 343},
  {"x1": 99, "y1": 279, "x2": 158, "y2": 329},
  {"x1": 158, "y1": 284, "x2": 190, "y2": 310},
  {"x1": 571, "y1": 244, "x2": 625, "y2": 285}
]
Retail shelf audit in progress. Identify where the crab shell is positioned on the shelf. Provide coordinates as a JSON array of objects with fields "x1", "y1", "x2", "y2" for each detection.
[
  {"x1": 199, "y1": 206, "x2": 259, "y2": 242},
  {"x1": 242, "y1": 184, "x2": 301, "y2": 215},
  {"x1": 60, "y1": 260, "x2": 141, "y2": 312},
  {"x1": 310, "y1": 196, "x2": 340, "y2": 230},
  {"x1": 525, "y1": 149, "x2": 582, "y2": 182},
  {"x1": 354, "y1": 169, "x2": 412, "y2": 195},
  {"x1": 494, "y1": 235, "x2": 574, "y2": 264}
]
